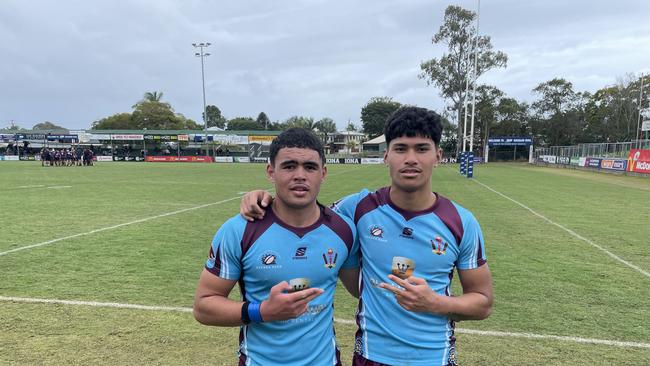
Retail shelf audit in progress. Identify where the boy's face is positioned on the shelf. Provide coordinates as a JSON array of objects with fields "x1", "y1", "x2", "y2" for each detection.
[
  {"x1": 383, "y1": 135, "x2": 442, "y2": 193},
  {"x1": 267, "y1": 147, "x2": 327, "y2": 210}
]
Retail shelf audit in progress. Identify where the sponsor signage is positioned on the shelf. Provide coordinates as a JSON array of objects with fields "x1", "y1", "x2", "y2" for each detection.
[
  {"x1": 586, "y1": 157, "x2": 601, "y2": 168},
  {"x1": 211, "y1": 134, "x2": 248, "y2": 145},
  {"x1": 600, "y1": 159, "x2": 627, "y2": 171},
  {"x1": 145, "y1": 156, "x2": 213, "y2": 163},
  {"x1": 569, "y1": 157, "x2": 580, "y2": 166},
  {"x1": 540, "y1": 155, "x2": 557, "y2": 164},
  {"x1": 144, "y1": 135, "x2": 178, "y2": 141},
  {"x1": 252, "y1": 157, "x2": 269, "y2": 163},
  {"x1": 214, "y1": 156, "x2": 234, "y2": 163},
  {"x1": 0, "y1": 134, "x2": 15, "y2": 141},
  {"x1": 47, "y1": 134, "x2": 78, "y2": 141},
  {"x1": 248, "y1": 135, "x2": 277, "y2": 145},
  {"x1": 96, "y1": 156, "x2": 114, "y2": 162},
  {"x1": 19, "y1": 156, "x2": 37, "y2": 161},
  {"x1": 15, "y1": 133, "x2": 46, "y2": 140},
  {"x1": 177, "y1": 134, "x2": 189, "y2": 141},
  {"x1": 488, "y1": 136, "x2": 533, "y2": 146},
  {"x1": 361, "y1": 158, "x2": 382, "y2": 164},
  {"x1": 111, "y1": 134, "x2": 143, "y2": 141},
  {"x1": 628, "y1": 149, "x2": 650, "y2": 174},
  {"x1": 557, "y1": 156, "x2": 570, "y2": 165},
  {"x1": 2, "y1": 155, "x2": 19, "y2": 161},
  {"x1": 578, "y1": 157, "x2": 587, "y2": 167},
  {"x1": 236, "y1": 157, "x2": 250, "y2": 163}
]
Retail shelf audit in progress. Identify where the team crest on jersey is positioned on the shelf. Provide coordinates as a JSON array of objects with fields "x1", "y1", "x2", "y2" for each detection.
[
  {"x1": 323, "y1": 248, "x2": 338, "y2": 269},
  {"x1": 431, "y1": 236, "x2": 449, "y2": 255},
  {"x1": 369, "y1": 225, "x2": 384, "y2": 238}
]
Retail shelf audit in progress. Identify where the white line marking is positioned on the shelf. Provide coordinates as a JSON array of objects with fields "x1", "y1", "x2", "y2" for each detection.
[
  {"x1": 452, "y1": 328, "x2": 650, "y2": 349},
  {"x1": 17, "y1": 185, "x2": 45, "y2": 188},
  {"x1": 473, "y1": 179, "x2": 650, "y2": 279},
  {"x1": 0, "y1": 195, "x2": 242, "y2": 257},
  {"x1": 1, "y1": 295, "x2": 648, "y2": 349},
  {"x1": 0, "y1": 296, "x2": 192, "y2": 313},
  {"x1": 47, "y1": 185, "x2": 72, "y2": 189}
]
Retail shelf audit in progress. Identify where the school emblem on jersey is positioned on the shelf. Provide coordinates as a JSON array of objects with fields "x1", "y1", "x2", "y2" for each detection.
[
  {"x1": 369, "y1": 225, "x2": 384, "y2": 238},
  {"x1": 323, "y1": 248, "x2": 338, "y2": 269},
  {"x1": 431, "y1": 236, "x2": 449, "y2": 255}
]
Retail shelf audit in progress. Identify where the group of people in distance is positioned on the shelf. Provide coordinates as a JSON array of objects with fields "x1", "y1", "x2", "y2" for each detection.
[
  {"x1": 193, "y1": 106, "x2": 493, "y2": 366},
  {"x1": 40, "y1": 147, "x2": 94, "y2": 167}
]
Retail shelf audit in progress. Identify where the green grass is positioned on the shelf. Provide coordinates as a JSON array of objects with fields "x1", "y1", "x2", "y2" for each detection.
[{"x1": 1, "y1": 161, "x2": 649, "y2": 365}]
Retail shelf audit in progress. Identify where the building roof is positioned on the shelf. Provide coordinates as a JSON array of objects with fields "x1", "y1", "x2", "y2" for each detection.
[{"x1": 363, "y1": 134, "x2": 385, "y2": 145}]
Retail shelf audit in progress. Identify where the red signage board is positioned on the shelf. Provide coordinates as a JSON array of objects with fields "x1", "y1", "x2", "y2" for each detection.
[
  {"x1": 628, "y1": 149, "x2": 650, "y2": 174},
  {"x1": 145, "y1": 156, "x2": 213, "y2": 163}
]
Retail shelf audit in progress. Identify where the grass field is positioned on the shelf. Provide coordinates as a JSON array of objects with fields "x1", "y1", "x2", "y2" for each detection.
[{"x1": 1, "y1": 161, "x2": 649, "y2": 365}]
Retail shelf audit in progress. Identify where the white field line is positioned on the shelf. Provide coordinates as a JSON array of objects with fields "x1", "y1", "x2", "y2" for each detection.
[
  {"x1": 47, "y1": 185, "x2": 72, "y2": 189},
  {"x1": 1, "y1": 295, "x2": 648, "y2": 349},
  {"x1": 473, "y1": 179, "x2": 650, "y2": 279},
  {"x1": 0, "y1": 195, "x2": 243, "y2": 257},
  {"x1": 17, "y1": 185, "x2": 45, "y2": 188}
]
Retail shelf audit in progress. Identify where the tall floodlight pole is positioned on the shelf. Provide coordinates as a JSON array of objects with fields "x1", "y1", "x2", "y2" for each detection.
[
  {"x1": 469, "y1": 0, "x2": 480, "y2": 153},
  {"x1": 635, "y1": 73, "x2": 645, "y2": 149},
  {"x1": 192, "y1": 42, "x2": 211, "y2": 156}
]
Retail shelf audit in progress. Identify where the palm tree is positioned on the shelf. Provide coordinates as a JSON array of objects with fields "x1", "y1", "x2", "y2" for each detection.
[{"x1": 144, "y1": 91, "x2": 163, "y2": 102}]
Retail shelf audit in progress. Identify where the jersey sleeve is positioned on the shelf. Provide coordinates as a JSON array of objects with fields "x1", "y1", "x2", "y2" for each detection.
[
  {"x1": 456, "y1": 212, "x2": 487, "y2": 270},
  {"x1": 330, "y1": 189, "x2": 369, "y2": 221},
  {"x1": 204, "y1": 215, "x2": 246, "y2": 280}
]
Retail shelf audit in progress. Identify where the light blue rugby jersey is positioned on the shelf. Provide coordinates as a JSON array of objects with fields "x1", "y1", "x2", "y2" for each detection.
[
  {"x1": 205, "y1": 205, "x2": 359, "y2": 366},
  {"x1": 332, "y1": 187, "x2": 487, "y2": 366}
]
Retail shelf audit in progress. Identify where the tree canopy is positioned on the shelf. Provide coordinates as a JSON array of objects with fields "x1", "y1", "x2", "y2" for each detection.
[
  {"x1": 360, "y1": 97, "x2": 401, "y2": 138},
  {"x1": 32, "y1": 121, "x2": 67, "y2": 131},
  {"x1": 420, "y1": 5, "x2": 507, "y2": 155}
]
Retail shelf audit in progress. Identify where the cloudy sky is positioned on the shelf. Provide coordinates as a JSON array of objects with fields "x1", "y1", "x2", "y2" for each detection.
[{"x1": 2, "y1": 0, "x2": 649, "y2": 131}]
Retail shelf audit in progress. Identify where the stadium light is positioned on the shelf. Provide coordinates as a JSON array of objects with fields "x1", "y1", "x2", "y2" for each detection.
[{"x1": 192, "y1": 42, "x2": 211, "y2": 156}]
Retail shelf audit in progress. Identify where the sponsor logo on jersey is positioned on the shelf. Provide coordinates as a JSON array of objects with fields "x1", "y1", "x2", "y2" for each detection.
[
  {"x1": 431, "y1": 236, "x2": 449, "y2": 255},
  {"x1": 400, "y1": 227, "x2": 414, "y2": 239},
  {"x1": 293, "y1": 246, "x2": 308, "y2": 260},
  {"x1": 391, "y1": 256, "x2": 415, "y2": 279},
  {"x1": 323, "y1": 248, "x2": 338, "y2": 269}
]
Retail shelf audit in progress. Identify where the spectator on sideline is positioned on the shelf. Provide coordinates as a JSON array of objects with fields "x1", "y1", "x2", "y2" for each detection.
[
  {"x1": 240, "y1": 106, "x2": 493, "y2": 366},
  {"x1": 193, "y1": 128, "x2": 360, "y2": 366}
]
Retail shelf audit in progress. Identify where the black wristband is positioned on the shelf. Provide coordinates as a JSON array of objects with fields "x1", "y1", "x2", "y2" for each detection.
[{"x1": 241, "y1": 301, "x2": 251, "y2": 325}]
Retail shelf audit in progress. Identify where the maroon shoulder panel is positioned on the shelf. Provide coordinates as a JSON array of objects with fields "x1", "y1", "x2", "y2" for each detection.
[
  {"x1": 322, "y1": 206, "x2": 354, "y2": 251},
  {"x1": 431, "y1": 195, "x2": 464, "y2": 245},
  {"x1": 240, "y1": 211, "x2": 275, "y2": 256},
  {"x1": 354, "y1": 186, "x2": 390, "y2": 224}
]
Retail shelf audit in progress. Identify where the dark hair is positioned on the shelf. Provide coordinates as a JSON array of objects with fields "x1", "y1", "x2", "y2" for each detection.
[
  {"x1": 269, "y1": 128, "x2": 325, "y2": 165},
  {"x1": 384, "y1": 106, "x2": 443, "y2": 147}
]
